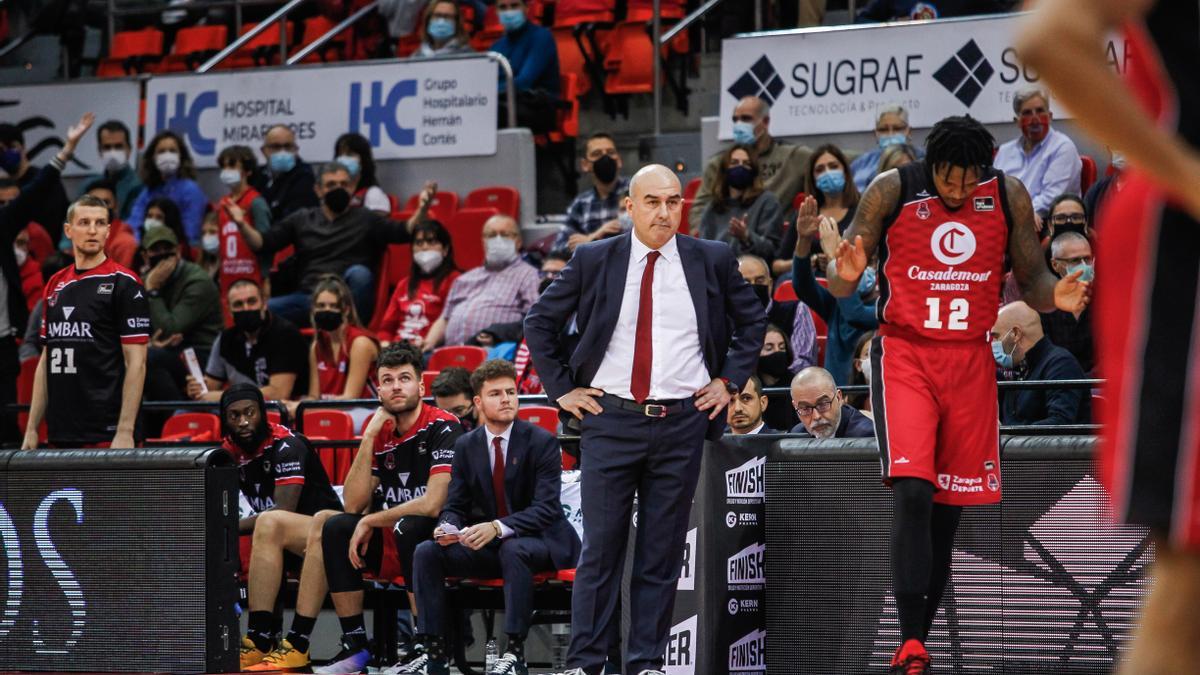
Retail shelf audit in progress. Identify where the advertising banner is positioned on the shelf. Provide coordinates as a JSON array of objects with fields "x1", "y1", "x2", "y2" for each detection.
[
  {"x1": 719, "y1": 13, "x2": 1129, "y2": 137},
  {"x1": 0, "y1": 80, "x2": 141, "y2": 177},
  {"x1": 145, "y1": 57, "x2": 498, "y2": 167}
]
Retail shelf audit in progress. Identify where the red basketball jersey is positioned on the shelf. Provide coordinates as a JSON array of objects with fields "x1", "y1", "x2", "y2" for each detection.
[
  {"x1": 876, "y1": 162, "x2": 1011, "y2": 342},
  {"x1": 218, "y1": 187, "x2": 264, "y2": 296}
]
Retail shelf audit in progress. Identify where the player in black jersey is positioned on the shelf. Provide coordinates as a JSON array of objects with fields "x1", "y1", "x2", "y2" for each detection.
[
  {"x1": 1020, "y1": 1, "x2": 1200, "y2": 672},
  {"x1": 21, "y1": 113, "x2": 152, "y2": 450},
  {"x1": 246, "y1": 343, "x2": 463, "y2": 673}
]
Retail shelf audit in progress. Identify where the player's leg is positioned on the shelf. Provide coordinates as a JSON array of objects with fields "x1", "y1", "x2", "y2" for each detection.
[
  {"x1": 392, "y1": 515, "x2": 438, "y2": 622},
  {"x1": 891, "y1": 479, "x2": 936, "y2": 646},
  {"x1": 922, "y1": 503, "x2": 962, "y2": 640},
  {"x1": 311, "y1": 512, "x2": 384, "y2": 674},
  {"x1": 241, "y1": 510, "x2": 312, "y2": 669},
  {"x1": 1120, "y1": 541, "x2": 1200, "y2": 674}
]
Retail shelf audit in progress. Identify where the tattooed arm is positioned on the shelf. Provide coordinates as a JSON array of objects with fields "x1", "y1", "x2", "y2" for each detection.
[
  {"x1": 826, "y1": 169, "x2": 900, "y2": 298},
  {"x1": 1006, "y1": 175, "x2": 1091, "y2": 313}
]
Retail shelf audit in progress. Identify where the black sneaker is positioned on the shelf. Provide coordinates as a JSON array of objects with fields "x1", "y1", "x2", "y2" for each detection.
[{"x1": 488, "y1": 652, "x2": 528, "y2": 675}]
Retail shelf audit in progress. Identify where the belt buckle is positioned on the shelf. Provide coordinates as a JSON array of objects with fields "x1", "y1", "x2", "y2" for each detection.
[{"x1": 643, "y1": 403, "x2": 667, "y2": 418}]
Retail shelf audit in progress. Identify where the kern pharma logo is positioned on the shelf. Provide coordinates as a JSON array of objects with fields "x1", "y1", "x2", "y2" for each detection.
[
  {"x1": 725, "y1": 456, "x2": 766, "y2": 503},
  {"x1": 729, "y1": 629, "x2": 767, "y2": 673}
]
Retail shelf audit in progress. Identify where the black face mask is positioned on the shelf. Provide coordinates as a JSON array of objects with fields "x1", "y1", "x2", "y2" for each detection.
[
  {"x1": 233, "y1": 309, "x2": 265, "y2": 333},
  {"x1": 539, "y1": 277, "x2": 555, "y2": 295},
  {"x1": 726, "y1": 165, "x2": 756, "y2": 190},
  {"x1": 752, "y1": 283, "x2": 771, "y2": 308},
  {"x1": 458, "y1": 408, "x2": 477, "y2": 431},
  {"x1": 757, "y1": 351, "x2": 791, "y2": 380},
  {"x1": 591, "y1": 154, "x2": 618, "y2": 184},
  {"x1": 313, "y1": 310, "x2": 344, "y2": 332},
  {"x1": 147, "y1": 253, "x2": 173, "y2": 269},
  {"x1": 323, "y1": 187, "x2": 352, "y2": 214}
]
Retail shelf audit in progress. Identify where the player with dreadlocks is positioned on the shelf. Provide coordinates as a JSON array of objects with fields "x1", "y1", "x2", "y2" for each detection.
[{"x1": 824, "y1": 115, "x2": 1092, "y2": 674}]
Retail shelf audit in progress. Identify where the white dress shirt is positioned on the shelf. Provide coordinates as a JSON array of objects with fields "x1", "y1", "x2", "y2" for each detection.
[
  {"x1": 747, "y1": 421, "x2": 767, "y2": 435},
  {"x1": 591, "y1": 234, "x2": 710, "y2": 400},
  {"x1": 484, "y1": 423, "x2": 516, "y2": 538}
]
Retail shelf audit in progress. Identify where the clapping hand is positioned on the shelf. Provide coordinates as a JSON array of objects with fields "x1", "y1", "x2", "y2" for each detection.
[
  {"x1": 817, "y1": 216, "x2": 841, "y2": 259},
  {"x1": 728, "y1": 215, "x2": 749, "y2": 242},
  {"x1": 834, "y1": 235, "x2": 868, "y2": 282}
]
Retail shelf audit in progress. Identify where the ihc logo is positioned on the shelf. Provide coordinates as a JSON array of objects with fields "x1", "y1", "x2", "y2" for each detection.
[
  {"x1": 727, "y1": 56, "x2": 785, "y2": 105},
  {"x1": 350, "y1": 80, "x2": 418, "y2": 146},
  {"x1": 155, "y1": 91, "x2": 218, "y2": 155},
  {"x1": 933, "y1": 39, "x2": 994, "y2": 107}
]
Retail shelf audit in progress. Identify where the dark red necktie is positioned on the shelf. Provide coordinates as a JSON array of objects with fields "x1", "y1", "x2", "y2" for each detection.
[
  {"x1": 492, "y1": 436, "x2": 508, "y2": 517},
  {"x1": 630, "y1": 250, "x2": 660, "y2": 403}
]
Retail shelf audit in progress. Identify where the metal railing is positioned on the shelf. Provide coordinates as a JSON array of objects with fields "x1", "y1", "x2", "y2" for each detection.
[
  {"x1": 196, "y1": 0, "x2": 308, "y2": 72},
  {"x1": 104, "y1": 0, "x2": 286, "y2": 55},
  {"x1": 285, "y1": 0, "x2": 377, "y2": 65}
]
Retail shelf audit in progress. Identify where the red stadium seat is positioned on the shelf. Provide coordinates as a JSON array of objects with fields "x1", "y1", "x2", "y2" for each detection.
[
  {"x1": 428, "y1": 346, "x2": 489, "y2": 372},
  {"x1": 163, "y1": 25, "x2": 228, "y2": 72},
  {"x1": 303, "y1": 409, "x2": 354, "y2": 441},
  {"x1": 1080, "y1": 155, "x2": 1097, "y2": 195},
  {"x1": 229, "y1": 21, "x2": 290, "y2": 69},
  {"x1": 296, "y1": 15, "x2": 349, "y2": 63},
  {"x1": 318, "y1": 446, "x2": 338, "y2": 482},
  {"x1": 99, "y1": 28, "x2": 164, "y2": 76},
  {"x1": 406, "y1": 191, "x2": 460, "y2": 221},
  {"x1": 465, "y1": 186, "x2": 520, "y2": 218},
  {"x1": 368, "y1": 243, "x2": 413, "y2": 333},
  {"x1": 552, "y1": 26, "x2": 592, "y2": 95},
  {"x1": 470, "y1": 5, "x2": 506, "y2": 51},
  {"x1": 683, "y1": 177, "x2": 702, "y2": 202},
  {"x1": 518, "y1": 405, "x2": 559, "y2": 434},
  {"x1": 552, "y1": 1, "x2": 614, "y2": 27},
  {"x1": 773, "y1": 279, "x2": 798, "y2": 302},
  {"x1": 446, "y1": 207, "x2": 499, "y2": 269},
  {"x1": 155, "y1": 412, "x2": 221, "y2": 442},
  {"x1": 816, "y1": 335, "x2": 827, "y2": 365},
  {"x1": 603, "y1": 21, "x2": 656, "y2": 95},
  {"x1": 266, "y1": 410, "x2": 283, "y2": 426},
  {"x1": 422, "y1": 370, "x2": 440, "y2": 393},
  {"x1": 549, "y1": 73, "x2": 582, "y2": 143}
]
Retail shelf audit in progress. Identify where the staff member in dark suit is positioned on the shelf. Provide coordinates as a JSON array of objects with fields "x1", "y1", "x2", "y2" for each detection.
[
  {"x1": 397, "y1": 359, "x2": 581, "y2": 675},
  {"x1": 525, "y1": 164, "x2": 767, "y2": 675}
]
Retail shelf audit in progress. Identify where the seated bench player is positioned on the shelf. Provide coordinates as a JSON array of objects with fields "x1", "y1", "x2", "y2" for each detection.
[{"x1": 223, "y1": 383, "x2": 343, "y2": 671}]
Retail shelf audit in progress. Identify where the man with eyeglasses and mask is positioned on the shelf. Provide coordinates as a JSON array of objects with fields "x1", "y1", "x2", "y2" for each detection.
[
  {"x1": 555, "y1": 132, "x2": 630, "y2": 253},
  {"x1": 251, "y1": 123, "x2": 319, "y2": 222},
  {"x1": 1040, "y1": 231, "x2": 1095, "y2": 375},
  {"x1": 230, "y1": 162, "x2": 433, "y2": 325},
  {"x1": 788, "y1": 366, "x2": 873, "y2": 439}
]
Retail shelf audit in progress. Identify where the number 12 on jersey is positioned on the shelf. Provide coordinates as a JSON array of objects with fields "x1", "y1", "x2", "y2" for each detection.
[
  {"x1": 924, "y1": 297, "x2": 969, "y2": 330},
  {"x1": 50, "y1": 347, "x2": 77, "y2": 374}
]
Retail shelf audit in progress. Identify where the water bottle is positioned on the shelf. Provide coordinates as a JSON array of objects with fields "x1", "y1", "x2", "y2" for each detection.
[
  {"x1": 552, "y1": 621, "x2": 571, "y2": 668},
  {"x1": 485, "y1": 638, "x2": 499, "y2": 671}
]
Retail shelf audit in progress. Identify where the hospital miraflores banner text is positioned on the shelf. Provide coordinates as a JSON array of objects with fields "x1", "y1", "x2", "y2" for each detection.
[{"x1": 719, "y1": 13, "x2": 1129, "y2": 138}]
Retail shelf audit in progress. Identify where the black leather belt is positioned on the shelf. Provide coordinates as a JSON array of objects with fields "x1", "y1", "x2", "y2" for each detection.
[{"x1": 599, "y1": 393, "x2": 689, "y2": 418}]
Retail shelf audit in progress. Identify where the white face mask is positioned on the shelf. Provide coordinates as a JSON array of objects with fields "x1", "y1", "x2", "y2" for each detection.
[
  {"x1": 219, "y1": 168, "x2": 242, "y2": 187},
  {"x1": 201, "y1": 233, "x2": 220, "y2": 254},
  {"x1": 155, "y1": 151, "x2": 181, "y2": 175},
  {"x1": 484, "y1": 235, "x2": 518, "y2": 268},
  {"x1": 860, "y1": 357, "x2": 872, "y2": 385},
  {"x1": 144, "y1": 217, "x2": 165, "y2": 232},
  {"x1": 13, "y1": 246, "x2": 27, "y2": 267},
  {"x1": 101, "y1": 149, "x2": 128, "y2": 172},
  {"x1": 413, "y1": 249, "x2": 444, "y2": 274}
]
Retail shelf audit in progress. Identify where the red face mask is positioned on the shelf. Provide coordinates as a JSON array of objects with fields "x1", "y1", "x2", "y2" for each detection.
[{"x1": 1020, "y1": 112, "x2": 1051, "y2": 144}]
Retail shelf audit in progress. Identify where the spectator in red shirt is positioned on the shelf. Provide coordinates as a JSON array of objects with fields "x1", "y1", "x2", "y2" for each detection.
[
  {"x1": 13, "y1": 227, "x2": 41, "y2": 311},
  {"x1": 378, "y1": 220, "x2": 461, "y2": 349},
  {"x1": 84, "y1": 180, "x2": 139, "y2": 269},
  {"x1": 307, "y1": 274, "x2": 380, "y2": 402}
]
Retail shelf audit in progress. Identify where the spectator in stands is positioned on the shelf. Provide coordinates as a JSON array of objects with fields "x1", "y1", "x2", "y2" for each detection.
[
  {"x1": 879, "y1": 142, "x2": 919, "y2": 174},
  {"x1": 143, "y1": 196, "x2": 193, "y2": 263},
  {"x1": 1084, "y1": 148, "x2": 1124, "y2": 222},
  {"x1": 377, "y1": 0, "x2": 429, "y2": 40},
  {"x1": 187, "y1": 279, "x2": 308, "y2": 402},
  {"x1": 379, "y1": 220, "x2": 461, "y2": 348},
  {"x1": 850, "y1": 104, "x2": 921, "y2": 192},
  {"x1": 789, "y1": 367, "x2": 874, "y2": 438},
  {"x1": 774, "y1": 144, "x2": 861, "y2": 276},
  {"x1": 425, "y1": 214, "x2": 540, "y2": 348},
  {"x1": 856, "y1": 0, "x2": 1013, "y2": 22},
  {"x1": 698, "y1": 145, "x2": 784, "y2": 261},
  {"x1": 80, "y1": 119, "x2": 142, "y2": 220},
  {"x1": 847, "y1": 330, "x2": 875, "y2": 416},
  {"x1": 84, "y1": 180, "x2": 138, "y2": 269},
  {"x1": 791, "y1": 207, "x2": 879, "y2": 384},
  {"x1": 397, "y1": 359, "x2": 580, "y2": 675},
  {"x1": 992, "y1": 301, "x2": 1089, "y2": 426},
  {"x1": 128, "y1": 130, "x2": 208, "y2": 243},
  {"x1": 728, "y1": 375, "x2": 776, "y2": 435},
  {"x1": 140, "y1": 227, "x2": 224, "y2": 420},
  {"x1": 691, "y1": 95, "x2": 810, "y2": 233},
  {"x1": 13, "y1": 227, "x2": 41, "y2": 311},
  {"x1": 1, "y1": 179, "x2": 54, "y2": 267},
  {"x1": 994, "y1": 87, "x2": 1082, "y2": 223},
  {"x1": 758, "y1": 324, "x2": 794, "y2": 390},
  {"x1": 413, "y1": 0, "x2": 474, "y2": 57},
  {"x1": 739, "y1": 253, "x2": 817, "y2": 367},
  {"x1": 305, "y1": 275, "x2": 380, "y2": 404},
  {"x1": 233, "y1": 163, "x2": 432, "y2": 326},
  {"x1": 1041, "y1": 231, "x2": 1095, "y2": 375},
  {"x1": 1046, "y1": 193, "x2": 1092, "y2": 243},
  {"x1": 555, "y1": 132, "x2": 629, "y2": 252},
  {"x1": 334, "y1": 132, "x2": 393, "y2": 215},
  {"x1": 539, "y1": 249, "x2": 569, "y2": 288},
  {"x1": 0, "y1": 122, "x2": 70, "y2": 246},
  {"x1": 491, "y1": 0, "x2": 560, "y2": 134},
  {"x1": 253, "y1": 124, "x2": 320, "y2": 222},
  {"x1": 431, "y1": 366, "x2": 478, "y2": 431},
  {"x1": 198, "y1": 212, "x2": 220, "y2": 280},
  {"x1": 216, "y1": 145, "x2": 272, "y2": 298}
]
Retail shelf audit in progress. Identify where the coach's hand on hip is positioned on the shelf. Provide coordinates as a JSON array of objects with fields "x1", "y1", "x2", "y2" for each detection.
[
  {"x1": 695, "y1": 378, "x2": 733, "y2": 420},
  {"x1": 558, "y1": 387, "x2": 604, "y2": 420}
]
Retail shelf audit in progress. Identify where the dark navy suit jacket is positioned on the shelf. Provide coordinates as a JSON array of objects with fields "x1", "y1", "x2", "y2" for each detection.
[
  {"x1": 439, "y1": 419, "x2": 581, "y2": 570},
  {"x1": 524, "y1": 232, "x2": 768, "y2": 440}
]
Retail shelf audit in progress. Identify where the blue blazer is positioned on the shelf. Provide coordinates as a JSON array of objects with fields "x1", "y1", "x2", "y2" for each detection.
[
  {"x1": 439, "y1": 419, "x2": 581, "y2": 570},
  {"x1": 524, "y1": 232, "x2": 768, "y2": 440}
]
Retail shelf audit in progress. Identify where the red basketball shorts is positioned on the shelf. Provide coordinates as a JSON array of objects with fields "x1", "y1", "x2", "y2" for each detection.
[{"x1": 871, "y1": 329, "x2": 1002, "y2": 506}]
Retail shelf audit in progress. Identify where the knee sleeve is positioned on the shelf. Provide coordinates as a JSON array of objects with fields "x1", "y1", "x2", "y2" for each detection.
[{"x1": 323, "y1": 514, "x2": 365, "y2": 594}]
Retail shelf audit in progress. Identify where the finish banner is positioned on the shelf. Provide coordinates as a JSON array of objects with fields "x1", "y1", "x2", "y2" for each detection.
[
  {"x1": 145, "y1": 57, "x2": 498, "y2": 167},
  {"x1": 719, "y1": 13, "x2": 1129, "y2": 136}
]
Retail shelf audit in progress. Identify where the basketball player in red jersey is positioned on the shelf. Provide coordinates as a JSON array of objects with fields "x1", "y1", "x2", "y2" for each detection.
[
  {"x1": 827, "y1": 115, "x2": 1091, "y2": 674},
  {"x1": 1019, "y1": 2, "x2": 1200, "y2": 672}
]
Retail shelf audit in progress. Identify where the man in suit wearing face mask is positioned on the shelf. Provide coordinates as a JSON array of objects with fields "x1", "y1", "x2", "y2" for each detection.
[{"x1": 423, "y1": 214, "x2": 541, "y2": 348}]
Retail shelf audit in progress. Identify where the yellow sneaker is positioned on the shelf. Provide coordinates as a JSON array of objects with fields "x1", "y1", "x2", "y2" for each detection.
[
  {"x1": 240, "y1": 636, "x2": 268, "y2": 671},
  {"x1": 245, "y1": 639, "x2": 311, "y2": 672}
]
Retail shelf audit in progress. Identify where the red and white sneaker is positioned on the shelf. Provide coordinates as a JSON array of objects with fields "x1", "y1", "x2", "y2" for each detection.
[{"x1": 889, "y1": 639, "x2": 931, "y2": 674}]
